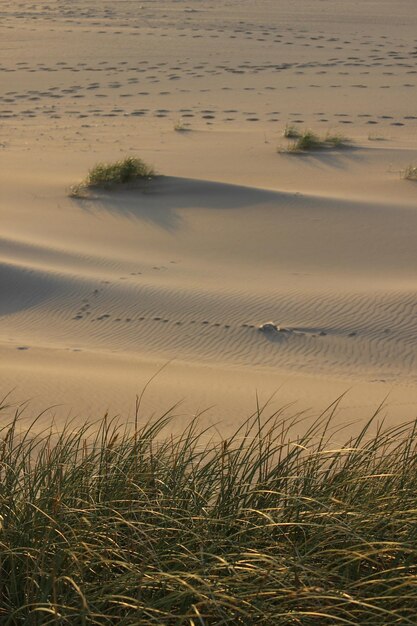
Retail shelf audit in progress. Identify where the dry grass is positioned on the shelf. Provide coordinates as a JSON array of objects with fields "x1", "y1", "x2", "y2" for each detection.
[
  {"x1": 283, "y1": 123, "x2": 301, "y2": 139},
  {"x1": 174, "y1": 118, "x2": 191, "y2": 132},
  {"x1": 403, "y1": 164, "x2": 417, "y2": 181},
  {"x1": 2, "y1": 397, "x2": 417, "y2": 623}
]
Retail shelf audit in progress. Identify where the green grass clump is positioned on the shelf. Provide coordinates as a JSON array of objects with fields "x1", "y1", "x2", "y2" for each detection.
[
  {"x1": 2, "y1": 399, "x2": 417, "y2": 623},
  {"x1": 283, "y1": 130, "x2": 350, "y2": 153},
  {"x1": 324, "y1": 132, "x2": 348, "y2": 148},
  {"x1": 403, "y1": 164, "x2": 417, "y2": 181},
  {"x1": 70, "y1": 156, "x2": 154, "y2": 196},
  {"x1": 291, "y1": 130, "x2": 322, "y2": 151},
  {"x1": 87, "y1": 156, "x2": 154, "y2": 185}
]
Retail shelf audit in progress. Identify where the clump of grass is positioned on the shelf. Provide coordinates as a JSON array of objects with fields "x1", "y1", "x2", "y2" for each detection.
[
  {"x1": 368, "y1": 132, "x2": 386, "y2": 141},
  {"x1": 2, "y1": 398, "x2": 417, "y2": 623},
  {"x1": 87, "y1": 156, "x2": 154, "y2": 185},
  {"x1": 174, "y1": 117, "x2": 190, "y2": 132},
  {"x1": 282, "y1": 130, "x2": 350, "y2": 153},
  {"x1": 69, "y1": 156, "x2": 154, "y2": 196},
  {"x1": 403, "y1": 164, "x2": 417, "y2": 181},
  {"x1": 283, "y1": 123, "x2": 301, "y2": 139},
  {"x1": 324, "y1": 132, "x2": 348, "y2": 148},
  {"x1": 291, "y1": 129, "x2": 322, "y2": 151}
]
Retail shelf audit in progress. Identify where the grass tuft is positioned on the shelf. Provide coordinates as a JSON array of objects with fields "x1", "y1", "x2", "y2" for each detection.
[
  {"x1": 368, "y1": 132, "x2": 386, "y2": 142},
  {"x1": 87, "y1": 156, "x2": 155, "y2": 185},
  {"x1": 283, "y1": 123, "x2": 301, "y2": 139},
  {"x1": 174, "y1": 118, "x2": 190, "y2": 132},
  {"x1": 403, "y1": 164, "x2": 417, "y2": 181},
  {"x1": 69, "y1": 156, "x2": 155, "y2": 196},
  {"x1": 282, "y1": 130, "x2": 351, "y2": 153},
  {"x1": 324, "y1": 132, "x2": 348, "y2": 148},
  {"x1": 1, "y1": 400, "x2": 417, "y2": 623},
  {"x1": 291, "y1": 130, "x2": 322, "y2": 151}
]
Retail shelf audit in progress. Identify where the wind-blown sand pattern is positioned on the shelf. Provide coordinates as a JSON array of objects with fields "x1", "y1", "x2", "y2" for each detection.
[{"x1": 1, "y1": 0, "x2": 417, "y2": 427}]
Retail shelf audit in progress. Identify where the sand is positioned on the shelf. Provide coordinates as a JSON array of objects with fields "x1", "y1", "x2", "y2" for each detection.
[{"x1": 1, "y1": 0, "x2": 417, "y2": 431}]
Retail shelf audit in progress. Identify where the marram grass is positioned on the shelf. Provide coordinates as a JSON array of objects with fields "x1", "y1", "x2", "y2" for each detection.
[
  {"x1": 281, "y1": 130, "x2": 350, "y2": 153},
  {"x1": 403, "y1": 164, "x2": 417, "y2": 181},
  {"x1": 1, "y1": 398, "x2": 417, "y2": 624},
  {"x1": 283, "y1": 124, "x2": 301, "y2": 139},
  {"x1": 69, "y1": 156, "x2": 154, "y2": 197}
]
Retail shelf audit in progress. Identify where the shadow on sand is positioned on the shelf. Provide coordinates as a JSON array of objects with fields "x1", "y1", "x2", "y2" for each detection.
[{"x1": 72, "y1": 176, "x2": 294, "y2": 231}]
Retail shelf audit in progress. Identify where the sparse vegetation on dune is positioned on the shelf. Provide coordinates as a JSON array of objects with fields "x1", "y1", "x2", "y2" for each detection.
[
  {"x1": 281, "y1": 129, "x2": 350, "y2": 153},
  {"x1": 69, "y1": 156, "x2": 155, "y2": 197},
  {"x1": 290, "y1": 130, "x2": 322, "y2": 151},
  {"x1": 2, "y1": 399, "x2": 417, "y2": 623},
  {"x1": 368, "y1": 132, "x2": 386, "y2": 142},
  {"x1": 283, "y1": 123, "x2": 301, "y2": 139},
  {"x1": 403, "y1": 164, "x2": 417, "y2": 181},
  {"x1": 324, "y1": 132, "x2": 349, "y2": 148},
  {"x1": 174, "y1": 118, "x2": 191, "y2": 132}
]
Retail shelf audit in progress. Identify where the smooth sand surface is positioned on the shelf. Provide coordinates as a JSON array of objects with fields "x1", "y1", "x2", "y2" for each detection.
[{"x1": 1, "y1": 1, "x2": 417, "y2": 430}]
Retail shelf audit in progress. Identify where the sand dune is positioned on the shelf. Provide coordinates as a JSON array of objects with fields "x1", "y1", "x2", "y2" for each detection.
[{"x1": 1, "y1": 1, "x2": 417, "y2": 427}]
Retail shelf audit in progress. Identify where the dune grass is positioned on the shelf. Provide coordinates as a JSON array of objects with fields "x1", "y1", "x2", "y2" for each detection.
[
  {"x1": 2, "y1": 398, "x2": 417, "y2": 623},
  {"x1": 324, "y1": 132, "x2": 348, "y2": 148},
  {"x1": 291, "y1": 130, "x2": 322, "y2": 151},
  {"x1": 283, "y1": 124, "x2": 301, "y2": 139},
  {"x1": 403, "y1": 164, "x2": 417, "y2": 181},
  {"x1": 368, "y1": 132, "x2": 386, "y2": 142},
  {"x1": 69, "y1": 156, "x2": 155, "y2": 197},
  {"x1": 174, "y1": 118, "x2": 190, "y2": 132},
  {"x1": 282, "y1": 130, "x2": 350, "y2": 153}
]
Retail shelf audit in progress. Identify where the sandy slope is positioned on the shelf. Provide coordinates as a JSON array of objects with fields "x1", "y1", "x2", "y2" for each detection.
[{"x1": 1, "y1": 1, "x2": 417, "y2": 428}]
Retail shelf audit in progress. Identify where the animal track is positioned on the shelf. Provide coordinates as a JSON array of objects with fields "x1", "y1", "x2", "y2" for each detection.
[{"x1": 70, "y1": 306, "x2": 361, "y2": 342}]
